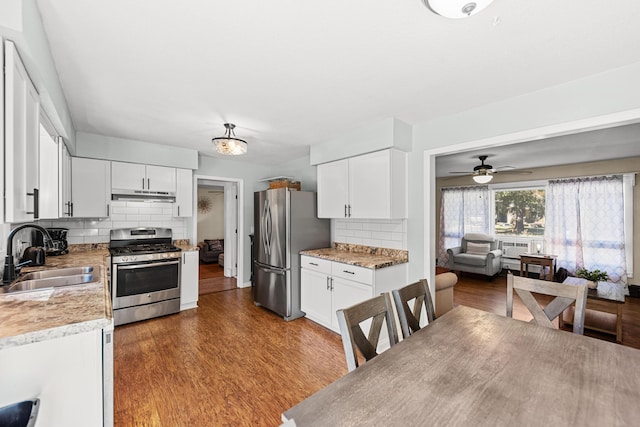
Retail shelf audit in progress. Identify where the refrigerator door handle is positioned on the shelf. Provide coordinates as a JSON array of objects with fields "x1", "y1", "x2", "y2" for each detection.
[
  {"x1": 265, "y1": 199, "x2": 273, "y2": 256},
  {"x1": 261, "y1": 199, "x2": 270, "y2": 256},
  {"x1": 257, "y1": 264, "x2": 285, "y2": 275}
]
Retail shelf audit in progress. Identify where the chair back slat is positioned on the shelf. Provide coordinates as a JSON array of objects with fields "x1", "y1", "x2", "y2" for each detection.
[
  {"x1": 506, "y1": 274, "x2": 587, "y2": 334},
  {"x1": 392, "y1": 279, "x2": 435, "y2": 339},
  {"x1": 336, "y1": 294, "x2": 399, "y2": 372}
]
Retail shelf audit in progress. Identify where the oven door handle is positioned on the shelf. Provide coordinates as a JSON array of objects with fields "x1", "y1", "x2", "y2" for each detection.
[{"x1": 116, "y1": 260, "x2": 181, "y2": 270}]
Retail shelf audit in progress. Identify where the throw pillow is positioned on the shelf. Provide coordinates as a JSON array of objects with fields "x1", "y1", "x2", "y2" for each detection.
[
  {"x1": 207, "y1": 240, "x2": 223, "y2": 252},
  {"x1": 466, "y1": 242, "x2": 490, "y2": 255}
]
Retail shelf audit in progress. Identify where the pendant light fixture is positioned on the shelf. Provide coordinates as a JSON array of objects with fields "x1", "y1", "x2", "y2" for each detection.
[
  {"x1": 423, "y1": 0, "x2": 495, "y2": 19},
  {"x1": 212, "y1": 123, "x2": 247, "y2": 155}
]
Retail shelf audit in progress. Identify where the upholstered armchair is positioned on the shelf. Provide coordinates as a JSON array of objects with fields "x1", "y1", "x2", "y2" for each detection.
[
  {"x1": 198, "y1": 239, "x2": 224, "y2": 264},
  {"x1": 446, "y1": 233, "x2": 502, "y2": 278}
]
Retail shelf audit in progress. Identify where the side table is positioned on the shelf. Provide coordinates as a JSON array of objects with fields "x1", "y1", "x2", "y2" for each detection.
[{"x1": 520, "y1": 253, "x2": 557, "y2": 281}]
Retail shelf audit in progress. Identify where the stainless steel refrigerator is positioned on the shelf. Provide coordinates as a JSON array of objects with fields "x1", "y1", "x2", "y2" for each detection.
[{"x1": 254, "y1": 188, "x2": 330, "y2": 320}]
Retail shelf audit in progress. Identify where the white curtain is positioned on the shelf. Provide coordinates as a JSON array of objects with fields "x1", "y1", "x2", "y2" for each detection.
[
  {"x1": 545, "y1": 175, "x2": 627, "y2": 284},
  {"x1": 438, "y1": 186, "x2": 490, "y2": 266}
]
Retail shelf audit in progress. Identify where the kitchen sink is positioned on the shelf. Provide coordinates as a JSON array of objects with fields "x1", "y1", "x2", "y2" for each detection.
[
  {"x1": 1, "y1": 265, "x2": 100, "y2": 294},
  {"x1": 17, "y1": 266, "x2": 94, "y2": 281}
]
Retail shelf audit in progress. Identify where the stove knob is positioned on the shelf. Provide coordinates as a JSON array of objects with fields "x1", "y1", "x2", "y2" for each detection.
[
  {"x1": 131, "y1": 256, "x2": 137, "y2": 262},
  {"x1": 122, "y1": 256, "x2": 128, "y2": 262},
  {"x1": 163, "y1": 253, "x2": 168, "y2": 259}
]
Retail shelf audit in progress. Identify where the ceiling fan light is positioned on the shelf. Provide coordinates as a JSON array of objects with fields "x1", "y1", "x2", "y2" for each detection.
[
  {"x1": 423, "y1": 0, "x2": 495, "y2": 19},
  {"x1": 473, "y1": 174, "x2": 493, "y2": 184},
  {"x1": 212, "y1": 123, "x2": 247, "y2": 155}
]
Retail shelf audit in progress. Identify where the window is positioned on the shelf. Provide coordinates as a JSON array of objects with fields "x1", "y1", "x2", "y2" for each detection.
[{"x1": 494, "y1": 189, "x2": 545, "y2": 237}]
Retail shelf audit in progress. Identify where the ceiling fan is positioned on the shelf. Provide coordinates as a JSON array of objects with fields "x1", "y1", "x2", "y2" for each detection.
[{"x1": 449, "y1": 155, "x2": 531, "y2": 183}]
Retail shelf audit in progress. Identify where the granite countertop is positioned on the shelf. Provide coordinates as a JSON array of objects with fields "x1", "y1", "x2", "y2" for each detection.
[
  {"x1": 0, "y1": 249, "x2": 112, "y2": 350},
  {"x1": 301, "y1": 243, "x2": 408, "y2": 269}
]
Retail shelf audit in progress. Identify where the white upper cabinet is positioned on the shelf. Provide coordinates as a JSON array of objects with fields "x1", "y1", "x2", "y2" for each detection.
[
  {"x1": 38, "y1": 124, "x2": 59, "y2": 219},
  {"x1": 72, "y1": 157, "x2": 111, "y2": 218},
  {"x1": 317, "y1": 159, "x2": 349, "y2": 218},
  {"x1": 58, "y1": 142, "x2": 72, "y2": 217},
  {"x1": 317, "y1": 149, "x2": 407, "y2": 219},
  {"x1": 173, "y1": 168, "x2": 193, "y2": 217},
  {"x1": 111, "y1": 161, "x2": 176, "y2": 193},
  {"x1": 4, "y1": 41, "x2": 41, "y2": 223}
]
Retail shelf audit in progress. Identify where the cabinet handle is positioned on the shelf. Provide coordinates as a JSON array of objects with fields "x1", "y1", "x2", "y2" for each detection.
[
  {"x1": 142, "y1": 178, "x2": 145, "y2": 189},
  {"x1": 343, "y1": 270, "x2": 355, "y2": 275},
  {"x1": 344, "y1": 204, "x2": 347, "y2": 218},
  {"x1": 178, "y1": 206, "x2": 180, "y2": 216},
  {"x1": 26, "y1": 188, "x2": 39, "y2": 219},
  {"x1": 70, "y1": 202, "x2": 74, "y2": 217},
  {"x1": 147, "y1": 178, "x2": 150, "y2": 189},
  {"x1": 107, "y1": 204, "x2": 110, "y2": 217},
  {"x1": 348, "y1": 204, "x2": 351, "y2": 217},
  {"x1": 326, "y1": 276, "x2": 330, "y2": 290},
  {"x1": 309, "y1": 262, "x2": 318, "y2": 266},
  {"x1": 330, "y1": 277, "x2": 334, "y2": 291}
]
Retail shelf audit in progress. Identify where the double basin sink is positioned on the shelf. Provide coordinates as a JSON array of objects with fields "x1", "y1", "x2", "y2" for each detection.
[{"x1": 1, "y1": 266, "x2": 100, "y2": 294}]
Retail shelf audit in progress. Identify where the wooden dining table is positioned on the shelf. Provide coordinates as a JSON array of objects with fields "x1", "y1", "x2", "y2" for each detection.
[{"x1": 283, "y1": 305, "x2": 640, "y2": 426}]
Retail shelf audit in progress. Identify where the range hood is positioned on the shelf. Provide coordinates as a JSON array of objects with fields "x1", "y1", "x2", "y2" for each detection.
[{"x1": 111, "y1": 189, "x2": 176, "y2": 203}]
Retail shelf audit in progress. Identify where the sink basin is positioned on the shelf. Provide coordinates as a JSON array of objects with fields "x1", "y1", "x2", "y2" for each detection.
[
  {"x1": 0, "y1": 265, "x2": 100, "y2": 294},
  {"x1": 18, "y1": 266, "x2": 94, "y2": 281}
]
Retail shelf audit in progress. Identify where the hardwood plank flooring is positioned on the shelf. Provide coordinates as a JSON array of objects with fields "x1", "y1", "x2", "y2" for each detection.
[
  {"x1": 114, "y1": 289, "x2": 346, "y2": 426},
  {"x1": 114, "y1": 272, "x2": 640, "y2": 426},
  {"x1": 199, "y1": 262, "x2": 236, "y2": 295}
]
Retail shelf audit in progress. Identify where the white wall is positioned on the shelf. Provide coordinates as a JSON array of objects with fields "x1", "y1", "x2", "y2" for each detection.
[{"x1": 196, "y1": 188, "x2": 224, "y2": 242}]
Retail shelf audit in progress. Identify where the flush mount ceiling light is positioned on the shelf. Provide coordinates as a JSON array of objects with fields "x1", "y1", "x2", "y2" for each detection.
[
  {"x1": 423, "y1": 0, "x2": 495, "y2": 19},
  {"x1": 212, "y1": 123, "x2": 247, "y2": 155},
  {"x1": 472, "y1": 170, "x2": 493, "y2": 184}
]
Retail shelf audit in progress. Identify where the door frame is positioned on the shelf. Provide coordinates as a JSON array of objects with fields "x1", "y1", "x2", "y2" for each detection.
[
  {"x1": 423, "y1": 108, "x2": 640, "y2": 296},
  {"x1": 193, "y1": 174, "x2": 245, "y2": 288}
]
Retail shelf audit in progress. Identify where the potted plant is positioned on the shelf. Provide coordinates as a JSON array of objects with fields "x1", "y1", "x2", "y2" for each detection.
[{"x1": 575, "y1": 268, "x2": 609, "y2": 289}]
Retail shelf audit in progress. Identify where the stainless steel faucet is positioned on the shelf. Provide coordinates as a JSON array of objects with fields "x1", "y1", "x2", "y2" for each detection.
[{"x1": 2, "y1": 224, "x2": 54, "y2": 284}]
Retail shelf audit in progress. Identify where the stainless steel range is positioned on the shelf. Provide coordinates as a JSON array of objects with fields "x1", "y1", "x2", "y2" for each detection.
[{"x1": 109, "y1": 228, "x2": 182, "y2": 326}]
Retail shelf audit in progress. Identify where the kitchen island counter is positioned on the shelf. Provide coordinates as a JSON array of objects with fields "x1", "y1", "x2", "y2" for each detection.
[{"x1": 0, "y1": 249, "x2": 112, "y2": 349}]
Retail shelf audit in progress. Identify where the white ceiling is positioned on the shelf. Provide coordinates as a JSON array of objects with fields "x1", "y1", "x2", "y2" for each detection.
[{"x1": 36, "y1": 0, "x2": 640, "y2": 166}]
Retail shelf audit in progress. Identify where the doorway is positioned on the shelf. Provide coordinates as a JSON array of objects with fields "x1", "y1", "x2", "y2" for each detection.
[{"x1": 194, "y1": 177, "x2": 242, "y2": 294}]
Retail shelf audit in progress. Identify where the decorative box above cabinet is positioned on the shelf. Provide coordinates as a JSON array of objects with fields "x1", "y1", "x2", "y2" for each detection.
[
  {"x1": 317, "y1": 149, "x2": 407, "y2": 219},
  {"x1": 111, "y1": 161, "x2": 176, "y2": 193}
]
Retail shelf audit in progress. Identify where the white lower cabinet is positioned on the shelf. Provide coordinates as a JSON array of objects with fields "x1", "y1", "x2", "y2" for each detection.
[
  {"x1": 0, "y1": 329, "x2": 109, "y2": 427},
  {"x1": 180, "y1": 250, "x2": 199, "y2": 310},
  {"x1": 300, "y1": 255, "x2": 407, "y2": 335}
]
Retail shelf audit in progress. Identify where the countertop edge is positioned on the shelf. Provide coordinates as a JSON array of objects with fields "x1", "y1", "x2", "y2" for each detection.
[
  {"x1": 0, "y1": 318, "x2": 112, "y2": 350},
  {"x1": 300, "y1": 250, "x2": 408, "y2": 270}
]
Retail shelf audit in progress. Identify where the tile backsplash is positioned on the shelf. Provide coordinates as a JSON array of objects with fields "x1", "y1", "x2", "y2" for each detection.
[
  {"x1": 36, "y1": 201, "x2": 188, "y2": 244},
  {"x1": 332, "y1": 218, "x2": 407, "y2": 250}
]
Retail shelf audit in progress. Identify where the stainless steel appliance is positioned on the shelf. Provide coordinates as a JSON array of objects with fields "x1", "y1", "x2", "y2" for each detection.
[
  {"x1": 254, "y1": 188, "x2": 330, "y2": 320},
  {"x1": 109, "y1": 228, "x2": 182, "y2": 326}
]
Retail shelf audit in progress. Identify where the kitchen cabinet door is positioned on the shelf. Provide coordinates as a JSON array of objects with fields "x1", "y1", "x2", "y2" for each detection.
[
  {"x1": 111, "y1": 161, "x2": 145, "y2": 191},
  {"x1": 58, "y1": 142, "x2": 72, "y2": 217},
  {"x1": 349, "y1": 150, "x2": 391, "y2": 218},
  {"x1": 173, "y1": 168, "x2": 193, "y2": 217},
  {"x1": 300, "y1": 268, "x2": 333, "y2": 326},
  {"x1": 72, "y1": 157, "x2": 111, "y2": 218},
  {"x1": 330, "y1": 276, "x2": 372, "y2": 332},
  {"x1": 317, "y1": 159, "x2": 349, "y2": 218},
  {"x1": 180, "y1": 250, "x2": 199, "y2": 310},
  {"x1": 146, "y1": 165, "x2": 176, "y2": 192},
  {"x1": 38, "y1": 125, "x2": 59, "y2": 219},
  {"x1": 4, "y1": 40, "x2": 40, "y2": 223}
]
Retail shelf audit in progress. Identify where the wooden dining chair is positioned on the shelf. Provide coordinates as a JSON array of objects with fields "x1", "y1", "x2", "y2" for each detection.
[
  {"x1": 506, "y1": 273, "x2": 587, "y2": 334},
  {"x1": 391, "y1": 279, "x2": 435, "y2": 339},
  {"x1": 336, "y1": 293, "x2": 399, "y2": 372}
]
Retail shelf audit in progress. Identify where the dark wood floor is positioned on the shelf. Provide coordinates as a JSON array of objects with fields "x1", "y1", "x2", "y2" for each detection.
[
  {"x1": 113, "y1": 273, "x2": 640, "y2": 426},
  {"x1": 198, "y1": 262, "x2": 236, "y2": 294}
]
